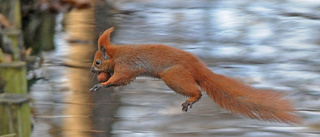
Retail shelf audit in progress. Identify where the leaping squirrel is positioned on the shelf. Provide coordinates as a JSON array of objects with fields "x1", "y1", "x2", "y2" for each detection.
[{"x1": 90, "y1": 27, "x2": 301, "y2": 124}]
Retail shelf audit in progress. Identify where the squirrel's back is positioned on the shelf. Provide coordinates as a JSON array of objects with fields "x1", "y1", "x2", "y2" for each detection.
[{"x1": 113, "y1": 44, "x2": 205, "y2": 76}]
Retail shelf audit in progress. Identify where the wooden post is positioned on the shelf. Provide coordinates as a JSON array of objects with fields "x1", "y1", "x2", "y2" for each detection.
[
  {"x1": 9, "y1": 0, "x2": 22, "y2": 61},
  {"x1": 0, "y1": 0, "x2": 22, "y2": 61},
  {"x1": 0, "y1": 94, "x2": 31, "y2": 137},
  {"x1": 0, "y1": 62, "x2": 27, "y2": 94},
  {"x1": 0, "y1": 0, "x2": 31, "y2": 136},
  {"x1": 41, "y1": 11, "x2": 56, "y2": 51},
  {"x1": 8, "y1": 0, "x2": 22, "y2": 29},
  {"x1": 2, "y1": 30, "x2": 21, "y2": 61},
  {"x1": 0, "y1": 62, "x2": 31, "y2": 137}
]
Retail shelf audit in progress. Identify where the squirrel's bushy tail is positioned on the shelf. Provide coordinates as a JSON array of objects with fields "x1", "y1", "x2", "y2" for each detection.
[{"x1": 196, "y1": 67, "x2": 301, "y2": 124}]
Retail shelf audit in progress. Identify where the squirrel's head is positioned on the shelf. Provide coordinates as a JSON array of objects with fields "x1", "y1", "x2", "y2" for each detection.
[{"x1": 91, "y1": 27, "x2": 115, "y2": 74}]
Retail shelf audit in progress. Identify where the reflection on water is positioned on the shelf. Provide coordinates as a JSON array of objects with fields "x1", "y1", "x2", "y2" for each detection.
[
  {"x1": 63, "y1": 8, "x2": 95, "y2": 137},
  {"x1": 111, "y1": 0, "x2": 320, "y2": 136},
  {"x1": 29, "y1": 0, "x2": 320, "y2": 136},
  {"x1": 30, "y1": 7, "x2": 118, "y2": 137}
]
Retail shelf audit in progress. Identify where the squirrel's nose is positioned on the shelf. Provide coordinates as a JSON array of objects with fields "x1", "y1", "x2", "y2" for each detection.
[
  {"x1": 90, "y1": 67, "x2": 96, "y2": 73},
  {"x1": 90, "y1": 66, "x2": 100, "y2": 73}
]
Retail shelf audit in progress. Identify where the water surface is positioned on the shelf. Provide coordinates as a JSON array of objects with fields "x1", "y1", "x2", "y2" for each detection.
[{"x1": 30, "y1": 0, "x2": 320, "y2": 136}]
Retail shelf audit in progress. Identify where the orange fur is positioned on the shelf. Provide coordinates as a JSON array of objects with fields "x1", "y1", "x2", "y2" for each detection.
[{"x1": 90, "y1": 27, "x2": 301, "y2": 124}]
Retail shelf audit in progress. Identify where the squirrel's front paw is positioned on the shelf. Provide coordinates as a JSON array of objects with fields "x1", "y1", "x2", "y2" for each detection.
[{"x1": 89, "y1": 84, "x2": 104, "y2": 92}]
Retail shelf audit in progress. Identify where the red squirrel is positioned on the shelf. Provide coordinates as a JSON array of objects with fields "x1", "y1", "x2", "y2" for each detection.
[{"x1": 90, "y1": 27, "x2": 301, "y2": 124}]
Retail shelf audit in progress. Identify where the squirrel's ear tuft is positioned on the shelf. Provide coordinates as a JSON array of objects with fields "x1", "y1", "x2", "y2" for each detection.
[{"x1": 98, "y1": 27, "x2": 114, "y2": 48}]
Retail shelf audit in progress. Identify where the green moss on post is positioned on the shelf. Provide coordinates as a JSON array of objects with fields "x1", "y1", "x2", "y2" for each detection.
[
  {"x1": 0, "y1": 0, "x2": 31, "y2": 136},
  {"x1": 0, "y1": 62, "x2": 27, "y2": 94},
  {"x1": 0, "y1": 94, "x2": 31, "y2": 137},
  {"x1": 0, "y1": 62, "x2": 31, "y2": 137}
]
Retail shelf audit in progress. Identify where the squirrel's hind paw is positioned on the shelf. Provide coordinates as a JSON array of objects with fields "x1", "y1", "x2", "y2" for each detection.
[{"x1": 181, "y1": 101, "x2": 195, "y2": 112}]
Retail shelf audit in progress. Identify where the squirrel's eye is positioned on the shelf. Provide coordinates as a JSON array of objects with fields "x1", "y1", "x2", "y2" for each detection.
[{"x1": 96, "y1": 60, "x2": 101, "y2": 66}]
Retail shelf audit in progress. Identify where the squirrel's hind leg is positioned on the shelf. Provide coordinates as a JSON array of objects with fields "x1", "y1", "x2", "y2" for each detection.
[{"x1": 160, "y1": 65, "x2": 202, "y2": 111}]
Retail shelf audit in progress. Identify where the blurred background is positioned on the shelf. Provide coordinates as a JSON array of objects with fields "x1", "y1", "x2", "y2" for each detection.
[{"x1": 1, "y1": 0, "x2": 320, "y2": 137}]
